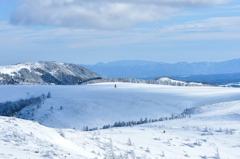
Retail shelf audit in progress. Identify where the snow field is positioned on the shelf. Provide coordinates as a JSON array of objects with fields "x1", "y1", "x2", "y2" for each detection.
[
  {"x1": 1, "y1": 83, "x2": 240, "y2": 129},
  {"x1": 0, "y1": 83, "x2": 240, "y2": 158}
]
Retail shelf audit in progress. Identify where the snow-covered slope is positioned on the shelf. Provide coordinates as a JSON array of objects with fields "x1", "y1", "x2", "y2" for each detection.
[
  {"x1": 152, "y1": 77, "x2": 209, "y2": 86},
  {"x1": 1, "y1": 99, "x2": 240, "y2": 158},
  {"x1": 1, "y1": 83, "x2": 240, "y2": 130},
  {"x1": 0, "y1": 61, "x2": 101, "y2": 85}
]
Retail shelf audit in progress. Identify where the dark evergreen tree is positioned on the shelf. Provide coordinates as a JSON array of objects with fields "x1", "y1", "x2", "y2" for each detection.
[{"x1": 47, "y1": 91, "x2": 51, "y2": 98}]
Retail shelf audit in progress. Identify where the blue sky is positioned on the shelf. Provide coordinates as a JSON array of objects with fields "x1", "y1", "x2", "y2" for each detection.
[{"x1": 0, "y1": 0, "x2": 240, "y2": 65}]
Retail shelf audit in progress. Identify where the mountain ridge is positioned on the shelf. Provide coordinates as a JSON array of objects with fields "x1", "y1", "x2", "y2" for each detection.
[
  {"x1": 81, "y1": 58, "x2": 240, "y2": 79},
  {"x1": 0, "y1": 61, "x2": 101, "y2": 85}
]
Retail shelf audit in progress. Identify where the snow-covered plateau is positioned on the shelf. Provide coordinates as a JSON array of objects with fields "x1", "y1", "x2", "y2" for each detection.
[{"x1": 0, "y1": 83, "x2": 240, "y2": 158}]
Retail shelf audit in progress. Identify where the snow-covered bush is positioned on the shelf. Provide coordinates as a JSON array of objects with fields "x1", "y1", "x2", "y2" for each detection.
[
  {"x1": 146, "y1": 147, "x2": 150, "y2": 152},
  {"x1": 57, "y1": 129, "x2": 65, "y2": 138},
  {"x1": 127, "y1": 138, "x2": 132, "y2": 146}
]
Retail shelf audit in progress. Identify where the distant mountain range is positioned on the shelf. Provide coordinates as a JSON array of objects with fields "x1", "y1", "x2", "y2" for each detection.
[
  {"x1": 0, "y1": 61, "x2": 101, "y2": 85},
  {"x1": 81, "y1": 59, "x2": 240, "y2": 84}
]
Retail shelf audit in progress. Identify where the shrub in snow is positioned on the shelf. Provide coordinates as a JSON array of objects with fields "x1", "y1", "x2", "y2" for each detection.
[
  {"x1": 195, "y1": 139, "x2": 202, "y2": 146},
  {"x1": 217, "y1": 127, "x2": 223, "y2": 132},
  {"x1": 58, "y1": 129, "x2": 65, "y2": 138},
  {"x1": 60, "y1": 106, "x2": 63, "y2": 110},
  {"x1": 146, "y1": 147, "x2": 150, "y2": 152},
  {"x1": 162, "y1": 150, "x2": 165, "y2": 157}
]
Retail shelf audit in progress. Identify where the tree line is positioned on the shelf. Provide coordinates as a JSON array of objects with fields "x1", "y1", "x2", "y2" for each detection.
[
  {"x1": 0, "y1": 92, "x2": 51, "y2": 117},
  {"x1": 83, "y1": 113, "x2": 191, "y2": 131}
]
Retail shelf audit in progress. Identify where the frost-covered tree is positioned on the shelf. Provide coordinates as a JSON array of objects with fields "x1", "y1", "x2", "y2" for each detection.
[
  {"x1": 215, "y1": 148, "x2": 220, "y2": 159},
  {"x1": 107, "y1": 138, "x2": 117, "y2": 159},
  {"x1": 124, "y1": 150, "x2": 129, "y2": 159},
  {"x1": 128, "y1": 138, "x2": 132, "y2": 146},
  {"x1": 131, "y1": 150, "x2": 136, "y2": 159}
]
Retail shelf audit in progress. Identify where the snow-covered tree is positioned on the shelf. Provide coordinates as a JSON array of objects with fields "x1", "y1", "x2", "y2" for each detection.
[
  {"x1": 128, "y1": 138, "x2": 132, "y2": 146},
  {"x1": 144, "y1": 118, "x2": 148, "y2": 123},
  {"x1": 124, "y1": 150, "x2": 129, "y2": 159},
  {"x1": 215, "y1": 148, "x2": 220, "y2": 159},
  {"x1": 131, "y1": 150, "x2": 136, "y2": 159}
]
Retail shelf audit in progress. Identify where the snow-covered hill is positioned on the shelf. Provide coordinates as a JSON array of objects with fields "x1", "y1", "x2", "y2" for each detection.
[
  {"x1": 0, "y1": 61, "x2": 101, "y2": 85},
  {"x1": 1, "y1": 83, "x2": 240, "y2": 130},
  {"x1": 1, "y1": 99, "x2": 240, "y2": 158},
  {"x1": 152, "y1": 77, "x2": 208, "y2": 86}
]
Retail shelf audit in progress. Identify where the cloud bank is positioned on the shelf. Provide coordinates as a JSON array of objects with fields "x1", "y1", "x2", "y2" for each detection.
[{"x1": 10, "y1": 0, "x2": 231, "y2": 30}]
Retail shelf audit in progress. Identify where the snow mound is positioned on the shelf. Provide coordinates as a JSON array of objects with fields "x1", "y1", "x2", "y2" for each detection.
[{"x1": 153, "y1": 77, "x2": 206, "y2": 86}]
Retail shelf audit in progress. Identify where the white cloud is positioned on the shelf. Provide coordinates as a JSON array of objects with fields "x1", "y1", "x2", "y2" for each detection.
[
  {"x1": 1, "y1": 16, "x2": 240, "y2": 50},
  {"x1": 10, "y1": 0, "x2": 231, "y2": 30},
  {"x1": 156, "y1": 16, "x2": 240, "y2": 37}
]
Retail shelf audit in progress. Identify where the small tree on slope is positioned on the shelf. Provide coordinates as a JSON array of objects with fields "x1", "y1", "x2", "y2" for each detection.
[{"x1": 47, "y1": 91, "x2": 51, "y2": 98}]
